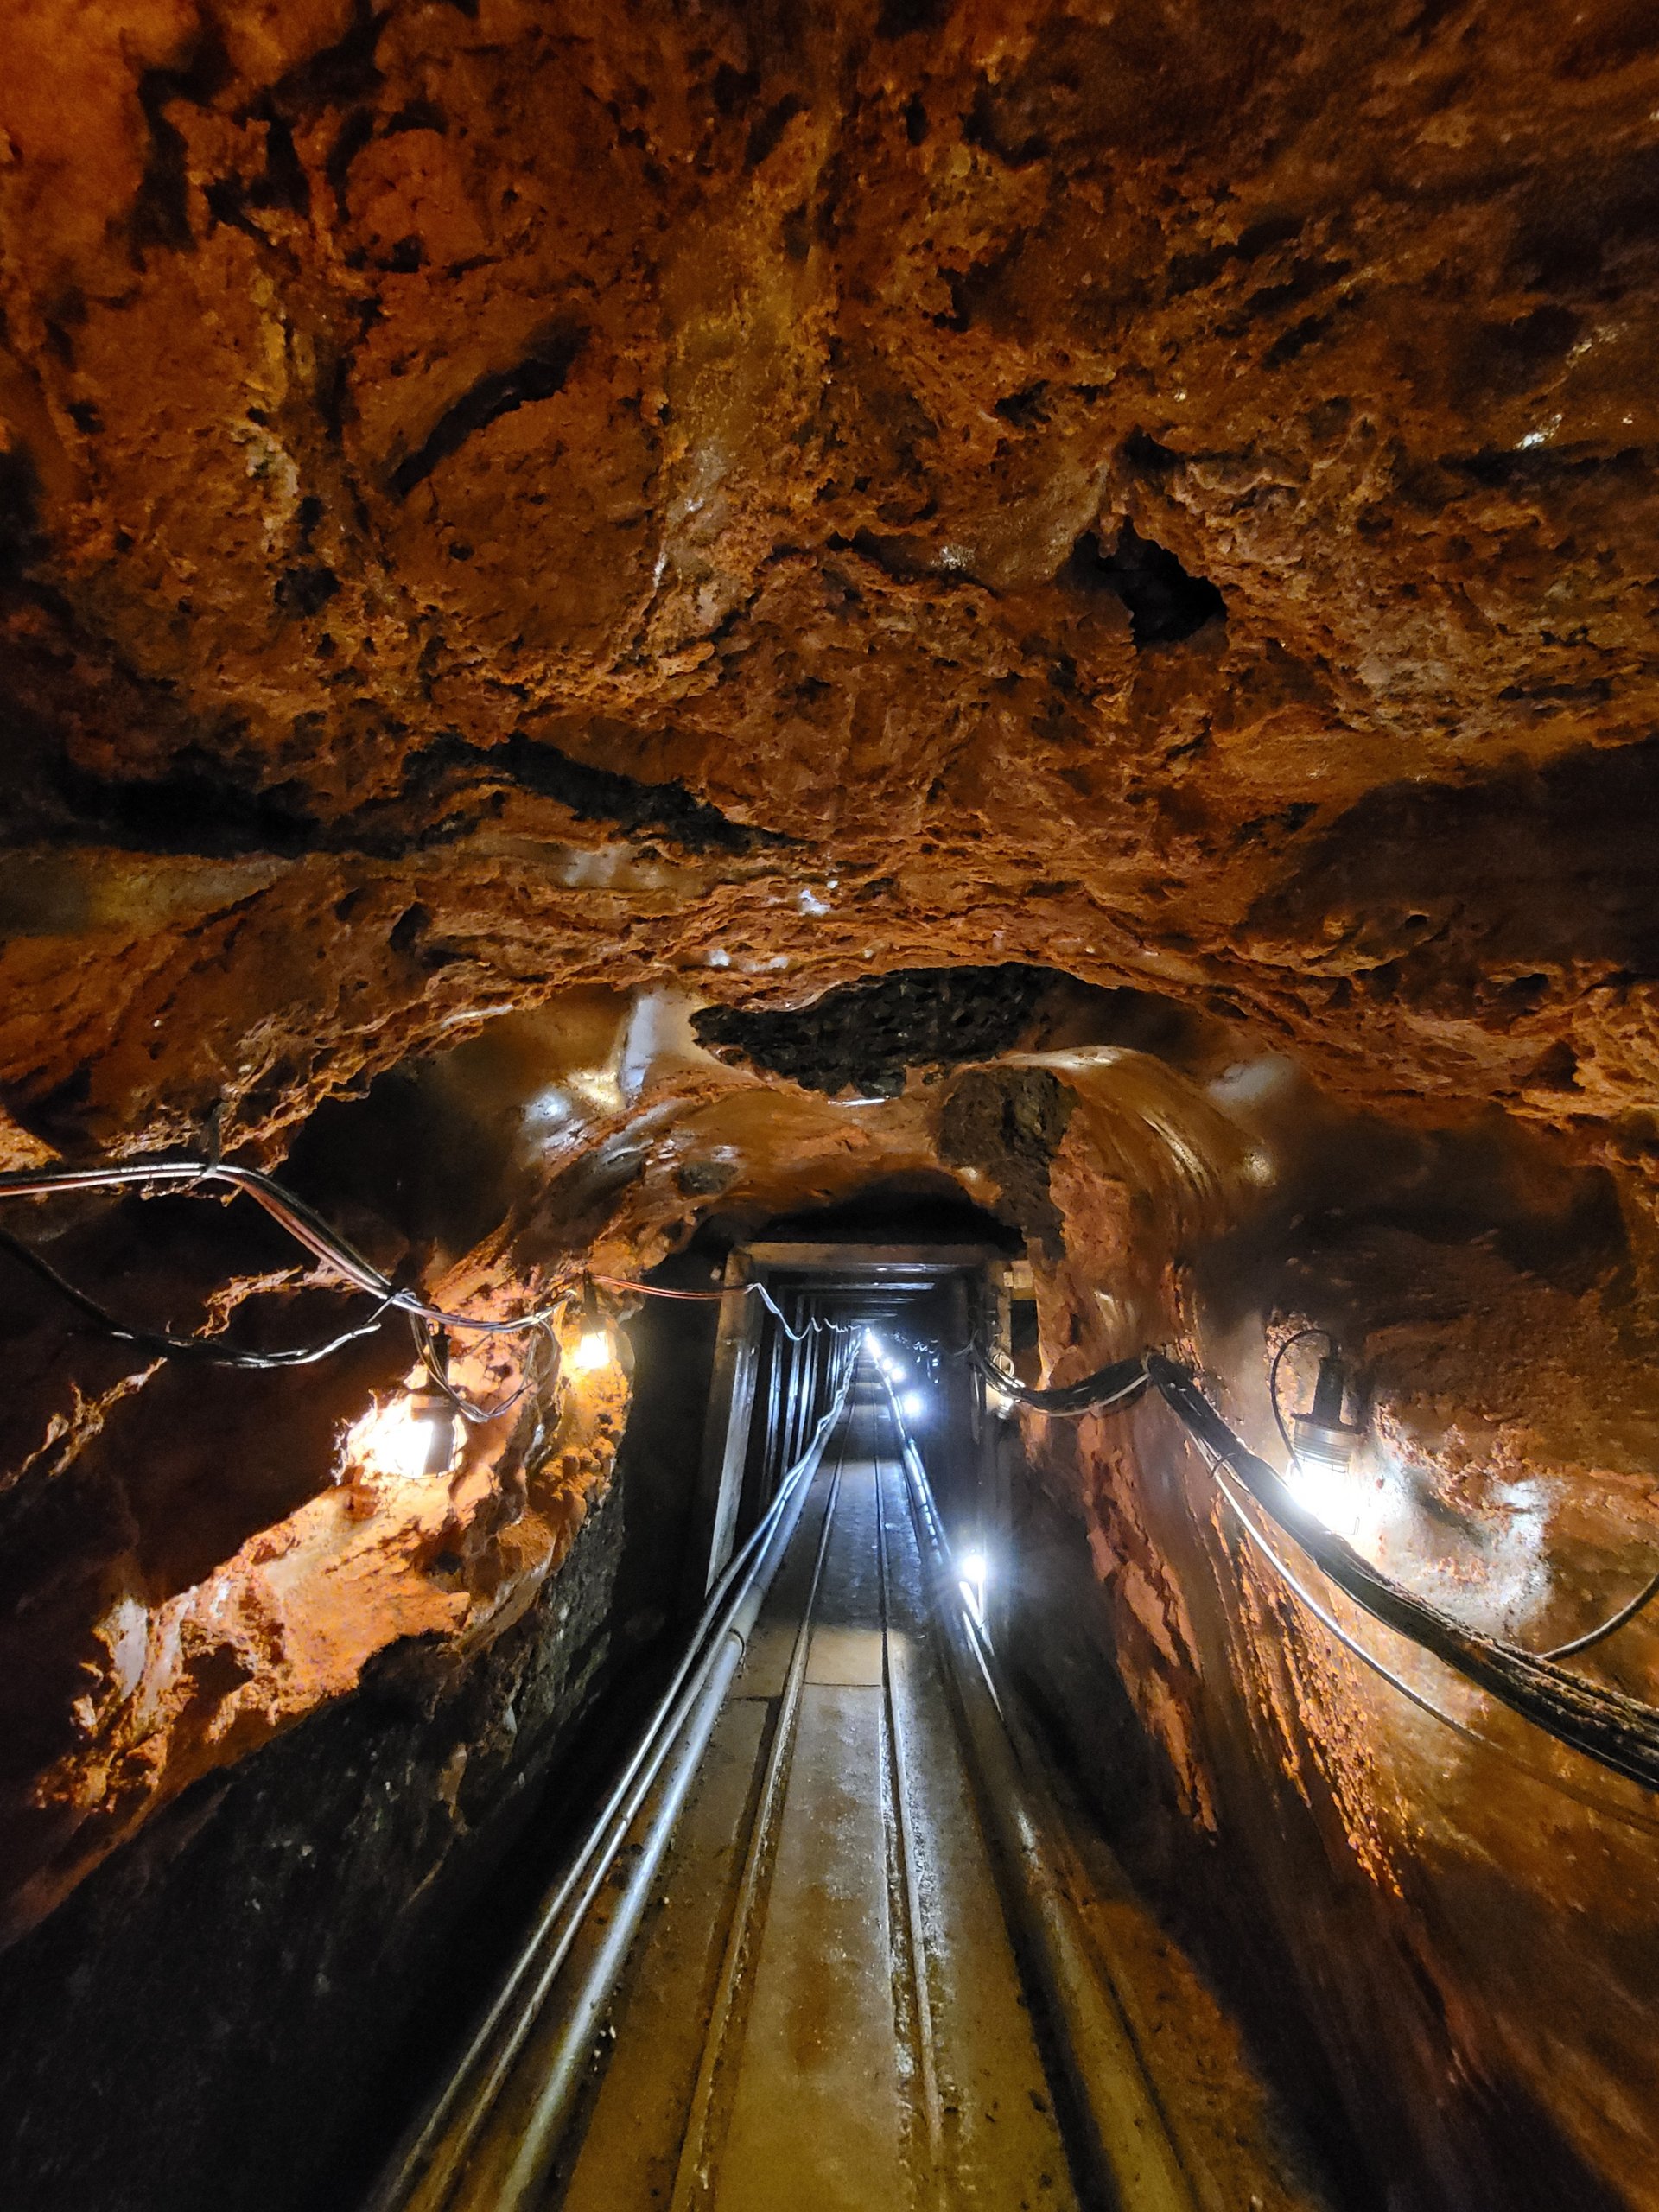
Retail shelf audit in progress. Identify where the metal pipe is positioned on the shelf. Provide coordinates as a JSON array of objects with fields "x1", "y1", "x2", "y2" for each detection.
[
  {"x1": 881, "y1": 1378, "x2": 1197, "y2": 2212},
  {"x1": 480, "y1": 1630, "x2": 748, "y2": 2212},
  {"x1": 363, "y1": 1363, "x2": 855, "y2": 2212}
]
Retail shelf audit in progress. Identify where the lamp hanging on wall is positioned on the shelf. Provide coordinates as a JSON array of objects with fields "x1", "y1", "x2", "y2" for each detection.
[
  {"x1": 573, "y1": 1279, "x2": 613, "y2": 1373},
  {"x1": 1291, "y1": 1345, "x2": 1363, "y2": 1472}
]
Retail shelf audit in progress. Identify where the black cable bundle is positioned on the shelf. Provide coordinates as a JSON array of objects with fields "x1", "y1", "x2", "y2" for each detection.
[
  {"x1": 0, "y1": 1224, "x2": 396, "y2": 1370},
  {"x1": 964, "y1": 1338, "x2": 1149, "y2": 1417}
]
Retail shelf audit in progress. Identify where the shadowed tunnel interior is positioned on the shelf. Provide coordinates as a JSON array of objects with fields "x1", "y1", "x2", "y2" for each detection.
[{"x1": 2, "y1": 5, "x2": 1659, "y2": 2209}]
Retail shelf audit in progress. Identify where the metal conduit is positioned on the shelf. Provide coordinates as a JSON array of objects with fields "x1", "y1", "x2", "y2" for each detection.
[{"x1": 363, "y1": 1349, "x2": 855, "y2": 2212}]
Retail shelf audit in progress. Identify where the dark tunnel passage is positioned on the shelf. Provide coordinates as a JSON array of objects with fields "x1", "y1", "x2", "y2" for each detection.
[
  {"x1": 0, "y1": 981, "x2": 1655, "y2": 2212},
  {"x1": 0, "y1": 1177, "x2": 1643, "y2": 2212},
  {"x1": 7, "y1": 9, "x2": 1659, "y2": 2208}
]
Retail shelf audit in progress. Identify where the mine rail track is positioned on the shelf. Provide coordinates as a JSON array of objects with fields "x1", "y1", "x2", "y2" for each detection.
[{"x1": 365, "y1": 1369, "x2": 1199, "y2": 2212}]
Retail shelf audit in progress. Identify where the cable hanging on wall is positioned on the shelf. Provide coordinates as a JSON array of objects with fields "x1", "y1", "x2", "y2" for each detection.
[
  {"x1": 0, "y1": 1223, "x2": 399, "y2": 1370},
  {"x1": 1146, "y1": 1351, "x2": 1659, "y2": 1798},
  {"x1": 0, "y1": 1155, "x2": 857, "y2": 1372},
  {"x1": 11, "y1": 1149, "x2": 1655, "y2": 1799},
  {"x1": 962, "y1": 1336, "x2": 1150, "y2": 1417},
  {"x1": 1202, "y1": 1441, "x2": 1659, "y2": 1841},
  {"x1": 955, "y1": 1294, "x2": 1659, "y2": 1806}
]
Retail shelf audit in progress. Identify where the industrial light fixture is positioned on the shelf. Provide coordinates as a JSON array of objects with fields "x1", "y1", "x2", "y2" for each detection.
[
  {"x1": 572, "y1": 1281, "x2": 613, "y2": 1373},
  {"x1": 900, "y1": 1388, "x2": 925, "y2": 1420},
  {"x1": 405, "y1": 1326, "x2": 460, "y2": 1476},
  {"x1": 404, "y1": 1379, "x2": 459, "y2": 1477},
  {"x1": 1291, "y1": 1345, "x2": 1363, "y2": 1472},
  {"x1": 347, "y1": 1359, "x2": 457, "y2": 1483}
]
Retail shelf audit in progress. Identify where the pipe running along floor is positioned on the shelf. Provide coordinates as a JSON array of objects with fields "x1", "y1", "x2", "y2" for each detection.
[{"x1": 556, "y1": 1369, "x2": 1077, "y2": 2211}]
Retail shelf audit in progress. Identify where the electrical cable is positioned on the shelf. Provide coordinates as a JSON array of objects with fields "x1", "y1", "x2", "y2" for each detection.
[
  {"x1": 0, "y1": 1157, "x2": 576, "y2": 1333},
  {"x1": 750, "y1": 1282, "x2": 861, "y2": 1344},
  {"x1": 409, "y1": 1313, "x2": 561, "y2": 1427},
  {"x1": 1540, "y1": 1571, "x2": 1659, "y2": 1662},
  {"x1": 0, "y1": 1224, "x2": 397, "y2": 1370},
  {"x1": 1150, "y1": 1352, "x2": 1659, "y2": 1796},
  {"x1": 590, "y1": 1272, "x2": 860, "y2": 1344},
  {"x1": 963, "y1": 1335, "x2": 1149, "y2": 1417},
  {"x1": 1205, "y1": 1452, "x2": 1659, "y2": 1840},
  {"x1": 0, "y1": 1157, "x2": 868, "y2": 1350}
]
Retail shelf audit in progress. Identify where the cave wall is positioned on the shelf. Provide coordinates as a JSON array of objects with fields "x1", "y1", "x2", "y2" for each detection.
[
  {"x1": 3, "y1": 4, "x2": 1659, "y2": 2204},
  {"x1": 0, "y1": 1427, "x2": 669, "y2": 2212},
  {"x1": 1002, "y1": 1071, "x2": 1659, "y2": 2211}
]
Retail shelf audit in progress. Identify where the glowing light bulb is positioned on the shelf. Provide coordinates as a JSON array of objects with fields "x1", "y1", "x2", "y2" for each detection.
[
  {"x1": 900, "y1": 1389, "x2": 925, "y2": 1419},
  {"x1": 346, "y1": 1391, "x2": 454, "y2": 1481},
  {"x1": 573, "y1": 1329, "x2": 612, "y2": 1372},
  {"x1": 959, "y1": 1549, "x2": 988, "y2": 1586},
  {"x1": 863, "y1": 1328, "x2": 884, "y2": 1357}
]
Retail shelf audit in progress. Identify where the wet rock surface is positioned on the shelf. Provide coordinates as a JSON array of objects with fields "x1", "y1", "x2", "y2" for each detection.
[
  {"x1": 1, "y1": 7, "x2": 1658, "y2": 2209},
  {"x1": 0, "y1": 1475, "x2": 639, "y2": 2212},
  {"x1": 1, "y1": 1, "x2": 1658, "y2": 1175}
]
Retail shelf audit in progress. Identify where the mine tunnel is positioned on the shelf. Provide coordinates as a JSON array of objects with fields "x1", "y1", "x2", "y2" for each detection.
[{"x1": 4, "y1": 6, "x2": 1659, "y2": 2209}]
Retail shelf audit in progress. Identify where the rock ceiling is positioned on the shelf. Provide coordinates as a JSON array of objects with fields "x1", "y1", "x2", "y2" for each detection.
[
  {"x1": 1, "y1": 0, "x2": 1656, "y2": 1204},
  {"x1": 8, "y1": 33, "x2": 1659, "y2": 2204}
]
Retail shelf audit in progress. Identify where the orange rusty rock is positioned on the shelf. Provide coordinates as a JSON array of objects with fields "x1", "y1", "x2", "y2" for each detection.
[{"x1": 1, "y1": 9, "x2": 1659, "y2": 2196}]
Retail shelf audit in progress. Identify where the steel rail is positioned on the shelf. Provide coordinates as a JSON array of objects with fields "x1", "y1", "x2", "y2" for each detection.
[
  {"x1": 870, "y1": 1423, "x2": 946, "y2": 2204},
  {"x1": 362, "y1": 1346, "x2": 855, "y2": 2212},
  {"x1": 880, "y1": 1377, "x2": 1198, "y2": 2212},
  {"x1": 666, "y1": 1403, "x2": 851, "y2": 2210}
]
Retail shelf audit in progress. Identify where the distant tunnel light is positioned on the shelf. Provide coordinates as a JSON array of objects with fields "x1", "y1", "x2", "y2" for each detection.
[
  {"x1": 572, "y1": 1277, "x2": 615, "y2": 1374},
  {"x1": 959, "y1": 1547, "x2": 989, "y2": 1622},
  {"x1": 863, "y1": 1327, "x2": 884, "y2": 1357}
]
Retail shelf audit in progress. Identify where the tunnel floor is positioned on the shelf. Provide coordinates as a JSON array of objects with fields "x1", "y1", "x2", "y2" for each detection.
[
  {"x1": 375, "y1": 1351, "x2": 1326, "y2": 2212},
  {"x1": 559, "y1": 1371, "x2": 1075, "y2": 2209}
]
